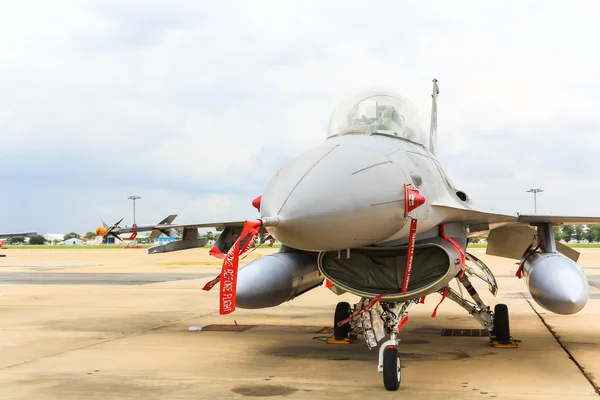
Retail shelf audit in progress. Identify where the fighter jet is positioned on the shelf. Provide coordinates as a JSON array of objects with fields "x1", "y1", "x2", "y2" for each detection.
[{"x1": 102, "y1": 80, "x2": 600, "y2": 391}]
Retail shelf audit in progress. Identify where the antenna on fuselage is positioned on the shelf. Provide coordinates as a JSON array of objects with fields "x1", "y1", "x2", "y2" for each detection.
[{"x1": 428, "y1": 78, "x2": 439, "y2": 156}]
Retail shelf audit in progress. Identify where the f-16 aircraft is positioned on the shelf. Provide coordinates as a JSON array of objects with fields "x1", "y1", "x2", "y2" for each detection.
[{"x1": 99, "y1": 80, "x2": 599, "y2": 391}]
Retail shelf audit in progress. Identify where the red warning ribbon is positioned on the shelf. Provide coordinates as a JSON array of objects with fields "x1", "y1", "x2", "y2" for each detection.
[
  {"x1": 402, "y1": 218, "x2": 418, "y2": 294},
  {"x1": 431, "y1": 287, "x2": 449, "y2": 318},
  {"x1": 201, "y1": 220, "x2": 262, "y2": 315},
  {"x1": 127, "y1": 224, "x2": 138, "y2": 241},
  {"x1": 209, "y1": 245, "x2": 225, "y2": 259},
  {"x1": 439, "y1": 224, "x2": 467, "y2": 277},
  {"x1": 336, "y1": 292, "x2": 388, "y2": 328},
  {"x1": 516, "y1": 243, "x2": 539, "y2": 279},
  {"x1": 398, "y1": 316, "x2": 409, "y2": 332}
]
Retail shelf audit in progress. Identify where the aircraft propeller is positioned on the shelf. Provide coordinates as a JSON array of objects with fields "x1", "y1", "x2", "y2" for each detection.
[{"x1": 95, "y1": 218, "x2": 125, "y2": 243}]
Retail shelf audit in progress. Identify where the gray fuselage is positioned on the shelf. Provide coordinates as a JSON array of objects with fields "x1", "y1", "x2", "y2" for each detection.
[{"x1": 260, "y1": 133, "x2": 465, "y2": 252}]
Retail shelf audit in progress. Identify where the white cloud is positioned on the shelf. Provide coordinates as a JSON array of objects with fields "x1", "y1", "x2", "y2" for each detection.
[{"x1": 1, "y1": 1, "x2": 599, "y2": 232}]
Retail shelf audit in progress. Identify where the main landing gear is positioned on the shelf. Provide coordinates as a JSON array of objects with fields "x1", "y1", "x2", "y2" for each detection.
[
  {"x1": 446, "y1": 254, "x2": 515, "y2": 345},
  {"x1": 333, "y1": 302, "x2": 352, "y2": 341}
]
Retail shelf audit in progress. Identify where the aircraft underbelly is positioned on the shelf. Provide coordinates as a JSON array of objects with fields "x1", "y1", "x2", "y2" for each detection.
[{"x1": 318, "y1": 238, "x2": 462, "y2": 301}]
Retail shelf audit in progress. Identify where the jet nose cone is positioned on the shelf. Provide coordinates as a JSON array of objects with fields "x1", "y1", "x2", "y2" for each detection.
[{"x1": 260, "y1": 141, "x2": 409, "y2": 251}]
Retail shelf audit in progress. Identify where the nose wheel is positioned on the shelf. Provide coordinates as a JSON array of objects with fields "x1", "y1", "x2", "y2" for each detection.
[{"x1": 382, "y1": 346, "x2": 401, "y2": 391}]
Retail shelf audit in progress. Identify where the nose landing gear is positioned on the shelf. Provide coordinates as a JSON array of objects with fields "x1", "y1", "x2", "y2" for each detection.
[
  {"x1": 333, "y1": 299, "x2": 411, "y2": 391},
  {"x1": 376, "y1": 302, "x2": 411, "y2": 391}
]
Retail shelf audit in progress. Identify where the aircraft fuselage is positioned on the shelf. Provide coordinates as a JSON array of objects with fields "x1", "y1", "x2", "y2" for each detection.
[{"x1": 261, "y1": 133, "x2": 460, "y2": 252}]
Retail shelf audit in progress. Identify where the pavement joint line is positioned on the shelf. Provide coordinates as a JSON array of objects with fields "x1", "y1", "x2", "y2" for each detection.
[
  {"x1": 523, "y1": 295, "x2": 600, "y2": 396},
  {"x1": 0, "y1": 310, "x2": 217, "y2": 372}
]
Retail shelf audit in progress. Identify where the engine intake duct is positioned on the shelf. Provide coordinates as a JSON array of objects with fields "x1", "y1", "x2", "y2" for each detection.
[{"x1": 318, "y1": 238, "x2": 463, "y2": 301}]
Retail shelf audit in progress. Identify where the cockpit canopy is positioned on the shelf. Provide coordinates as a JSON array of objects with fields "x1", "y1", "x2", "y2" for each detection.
[{"x1": 327, "y1": 89, "x2": 426, "y2": 146}]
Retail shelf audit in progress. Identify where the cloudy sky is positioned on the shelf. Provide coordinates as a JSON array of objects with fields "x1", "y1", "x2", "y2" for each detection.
[{"x1": 1, "y1": 1, "x2": 599, "y2": 234}]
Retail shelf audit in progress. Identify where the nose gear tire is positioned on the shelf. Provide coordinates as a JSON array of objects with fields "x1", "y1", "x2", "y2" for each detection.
[{"x1": 383, "y1": 347, "x2": 401, "y2": 391}]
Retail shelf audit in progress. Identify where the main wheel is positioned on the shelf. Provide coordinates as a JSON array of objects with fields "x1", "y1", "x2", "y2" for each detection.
[
  {"x1": 383, "y1": 346, "x2": 401, "y2": 391},
  {"x1": 333, "y1": 302, "x2": 351, "y2": 340},
  {"x1": 493, "y1": 303, "x2": 510, "y2": 343}
]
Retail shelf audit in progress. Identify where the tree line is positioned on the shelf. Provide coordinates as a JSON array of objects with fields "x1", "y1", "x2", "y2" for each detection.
[
  {"x1": 7, "y1": 235, "x2": 47, "y2": 245},
  {"x1": 554, "y1": 225, "x2": 600, "y2": 243},
  {"x1": 7, "y1": 231, "x2": 98, "y2": 245}
]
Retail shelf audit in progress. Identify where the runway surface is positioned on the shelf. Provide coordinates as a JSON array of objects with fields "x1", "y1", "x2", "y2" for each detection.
[{"x1": 1, "y1": 247, "x2": 600, "y2": 399}]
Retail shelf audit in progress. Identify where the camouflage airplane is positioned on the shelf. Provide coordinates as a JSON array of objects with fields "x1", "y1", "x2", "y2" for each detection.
[{"x1": 99, "y1": 80, "x2": 599, "y2": 391}]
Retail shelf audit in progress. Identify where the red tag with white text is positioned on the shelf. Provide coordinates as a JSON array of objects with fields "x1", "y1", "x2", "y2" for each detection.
[
  {"x1": 402, "y1": 218, "x2": 418, "y2": 294},
  {"x1": 218, "y1": 220, "x2": 261, "y2": 315}
]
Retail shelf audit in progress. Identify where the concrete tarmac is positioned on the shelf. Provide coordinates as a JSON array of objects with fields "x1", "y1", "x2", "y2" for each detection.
[{"x1": 1, "y1": 247, "x2": 600, "y2": 399}]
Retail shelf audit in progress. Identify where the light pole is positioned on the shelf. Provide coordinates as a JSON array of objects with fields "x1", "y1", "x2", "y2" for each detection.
[
  {"x1": 526, "y1": 188, "x2": 543, "y2": 213},
  {"x1": 127, "y1": 196, "x2": 141, "y2": 224}
]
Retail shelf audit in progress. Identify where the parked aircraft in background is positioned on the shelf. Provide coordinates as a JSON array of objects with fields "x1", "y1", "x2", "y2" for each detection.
[
  {"x1": 0, "y1": 232, "x2": 37, "y2": 240},
  {"x1": 0, "y1": 232, "x2": 38, "y2": 254},
  {"x1": 99, "y1": 80, "x2": 599, "y2": 390},
  {"x1": 96, "y1": 215, "x2": 179, "y2": 244}
]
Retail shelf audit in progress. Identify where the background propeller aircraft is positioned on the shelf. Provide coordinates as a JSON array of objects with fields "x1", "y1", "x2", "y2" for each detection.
[
  {"x1": 96, "y1": 215, "x2": 179, "y2": 243},
  {"x1": 99, "y1": 80, "x2": 600, "y2": 391}
]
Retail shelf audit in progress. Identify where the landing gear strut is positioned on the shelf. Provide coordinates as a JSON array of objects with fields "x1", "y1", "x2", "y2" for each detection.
[
  {"x1": 446, "y1": 273, "x2": 513, "y2": 344},
  {"x1": 375, "y1": 301, "x2": 411, "y2": 391}
]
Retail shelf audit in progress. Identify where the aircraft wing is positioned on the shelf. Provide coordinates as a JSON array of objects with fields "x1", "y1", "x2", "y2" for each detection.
[
  {"x1": 434, "y1": 203, "x2": 600, "y2": 232},
  {"x1": 0, "y1": 232, "x2": 38, "y2": 240},
  {"x1": 434, "y1": 204, "x2": 600, "y2": 262},
  {"x1": 101, "y1": 220, "x2": 266, "y2": 255},
  {"x1": 516, "y1": 214, "x2": 600, "y2": 225},
  {"x1": 107, "y1": 221, "x2": 247, "y2": 235},
  {"x1": 433, "y1": 204, "x2": 518, "y2": 227}
]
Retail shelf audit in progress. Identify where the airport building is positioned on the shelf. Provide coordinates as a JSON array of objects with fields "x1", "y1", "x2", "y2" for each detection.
[
  {"x1": 62, "y1": 238, "x2": 83, "y2": 245},
  {"x1": 154, "y1": 237, "x2": 177, "y2": 245}
]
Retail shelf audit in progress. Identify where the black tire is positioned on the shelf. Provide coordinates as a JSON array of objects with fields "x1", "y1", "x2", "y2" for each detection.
[
  {"x1": 493, "y1": 304, "x2": 510, "y2": 343},
  {"x1": 333, "y1": 302, "x2": 351, "y2": 340},
  {"x1": 383, "y1": 347, "x2": 401, "y2": 391}
]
